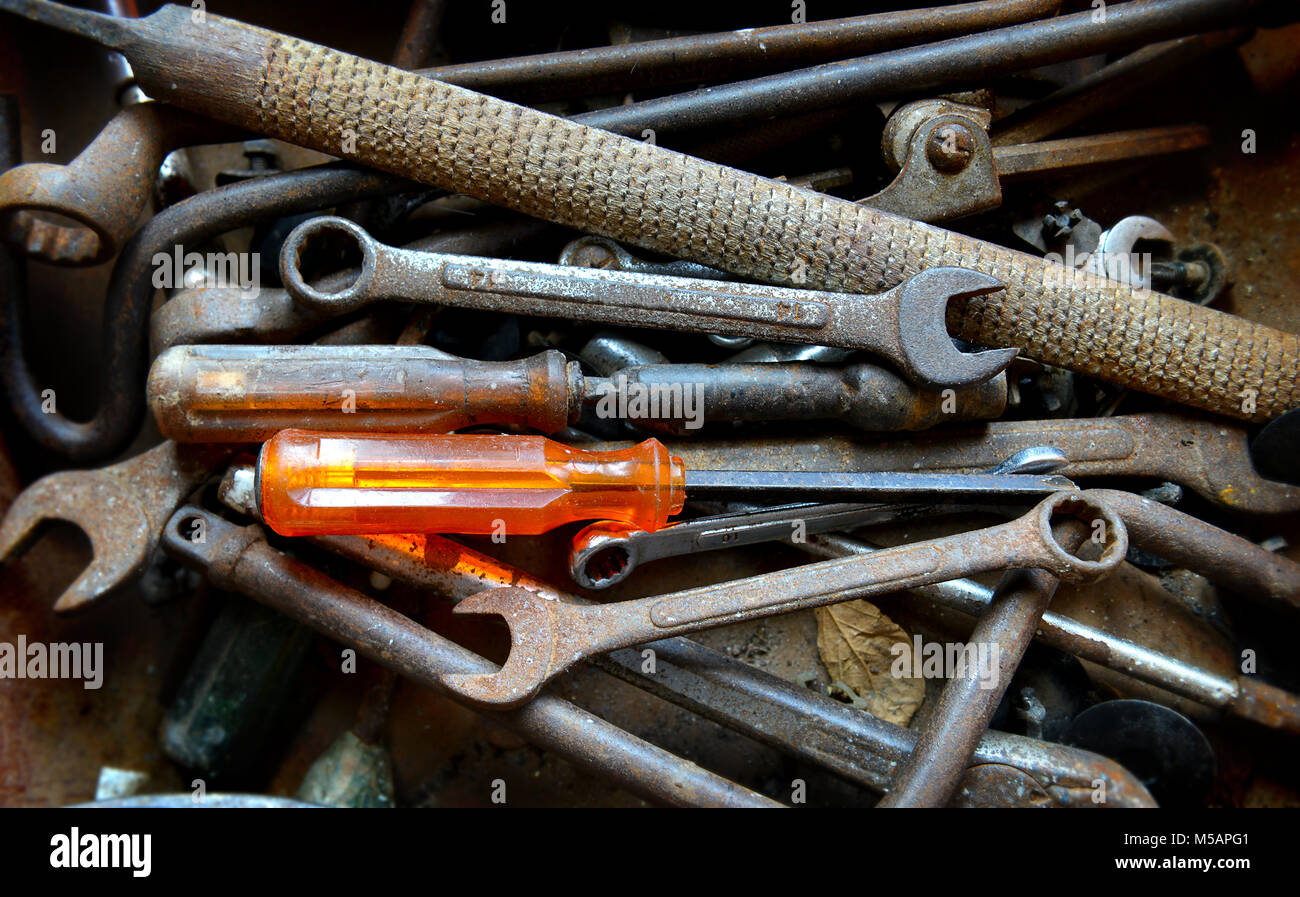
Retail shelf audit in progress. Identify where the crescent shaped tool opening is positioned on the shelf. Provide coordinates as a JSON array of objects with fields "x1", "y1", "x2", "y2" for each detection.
[{"x1": 896, "y1": 266, "x2": 1017, "y2": 389}]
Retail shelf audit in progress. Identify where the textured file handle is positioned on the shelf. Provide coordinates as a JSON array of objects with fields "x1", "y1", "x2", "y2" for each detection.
[{"x1": 105, "y1": 3, "x2": 1299, "y2": 422}]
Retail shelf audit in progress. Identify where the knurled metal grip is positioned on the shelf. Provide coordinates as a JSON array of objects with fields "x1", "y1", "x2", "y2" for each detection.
[{"x1": 140, "y1": 11, "x2": 1298, "y2": 422}]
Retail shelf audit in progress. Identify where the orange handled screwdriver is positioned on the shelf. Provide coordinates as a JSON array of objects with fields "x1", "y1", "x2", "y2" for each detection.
[{"x1": 257, "y1": 431, "x2": 1076, "y2": 537}]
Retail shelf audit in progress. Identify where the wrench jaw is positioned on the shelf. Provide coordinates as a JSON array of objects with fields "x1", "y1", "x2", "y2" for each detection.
[
  {"x1": 1031, "y1": 491, "x2": 1128, "y2": 582},
  {"x1": 0, "y1": 473, "x2": 153, "y2": 613},
  {"x1": 895, "y1": 267, "x2": 1016, "y2": 390},
  {"x1": 445, "y1": 586, "x2": 566, "y2": 707}
]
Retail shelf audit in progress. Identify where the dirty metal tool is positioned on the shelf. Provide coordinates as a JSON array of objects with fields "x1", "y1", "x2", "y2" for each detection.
[
  {"x1": 146, "y1": 344, "x2": 1008, "y2": 443},
  {"x1": 0, "y1": 440, "x2": 232, "y2": 612},
  {"x1": 991, "y1": 30, "x2": 1251, "y2": 148},
  {"x1": 992, "y1": 124, "x2": 1212, "y2": 180},
  {"x1": 861, "y1": 101, "x2": 1211, "y2": 223},
  {"x1": 0, "y1": 163, "x2": 411, "y2": 464},
  {"x1": 1083, "y1": 215, "x2": 1229, "y2": 305},
  {"x1": 5, "y1": 0, "x2": 1285, "y2": 421},
  {"x1": 1083, "y1": 489, "x2": 1300, "y2": 614},
  {"x1": 255, "y1": 430, "x2": 1081, "y2": 537},
  {"x1": 448, "y1": 492, "x2": 1126, "y2": 706},
  {"x1": 148, "y1": 346, "x2": 581, "y2": 442},
  {"x1": 544, "y1": 0, "x2": 1257, "y2": 138},
  {"x1": 213, "y1": 475, "x2": 1155, "y2": 807},
  {"x1": 626, "y1": 412, "x2": 1300, "y2": 516},
  {"x1": 592, "y1": 361, "x2": 1007, "y2": 434},
  {"x1": 800, "y1": 538, "x2": 1300, "y2": 734},
  {"x1": 281, "y1": 216, "x2": 1016, "y2": 392},
  {"x1": 417, "y1": 0, "x2": 1062, "y2": 103},
  {"x1": 160, "y1": 507, "x2": 783, "y2": 808},
  {"x1": 149, "y1": 216, "x2": 550, "y2": 354},
  {"x1": 879, "y1": 520, "x2": 1088, "y2": 807},
  {"x1": 0, "y1": 102, "x2": 242, "y2": 265},
  {"x1": 568, "y1": 446, "x2": 1067, "y2": 590}
]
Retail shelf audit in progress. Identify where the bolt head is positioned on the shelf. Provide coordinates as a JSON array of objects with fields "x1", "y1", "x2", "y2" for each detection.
[{"x1": 926, "y1": 122, "x2": 976, "y2": 173}]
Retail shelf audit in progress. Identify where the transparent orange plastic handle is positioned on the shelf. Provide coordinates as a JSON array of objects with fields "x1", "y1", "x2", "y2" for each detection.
[{"x1": 258, "y1": 431, "x2": 686, "y2": 536}]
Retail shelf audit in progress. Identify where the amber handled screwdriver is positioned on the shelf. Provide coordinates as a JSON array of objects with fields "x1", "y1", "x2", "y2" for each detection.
[{"x1": 256, "y1": 431, "x2": 1077, "y2": 537}]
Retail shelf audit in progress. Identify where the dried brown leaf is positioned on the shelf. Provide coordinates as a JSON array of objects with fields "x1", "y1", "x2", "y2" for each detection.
[{"x1": 814, "y1": 600, "x2": 924, "y2": 726}]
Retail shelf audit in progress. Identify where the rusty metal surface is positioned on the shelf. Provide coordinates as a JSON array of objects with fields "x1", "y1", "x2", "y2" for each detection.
[
  {"x1": 863, "y1": 101, "x2": 1002, "y2": 222},
  {"x1": 146, "y1": 345, "x2": 1004, "y2": 443},
  {"x1": 0, "y1": 102, "x2": 243, "y2": 265},
  {"x1": 803, "y1": 523, "x2": 1300, "y2": 735},
  {"x1": 994, "y1": 125, "x2": 1213, "y2": 179},
  {"x1": 619, "y1": 412, "x2": 1300, "y2": 515},
  {"x1": 160, "y1": 507, "x2": 784, "y2": 808},
  {"x1": 1, "y1": 162, "x2": 413, "y2": 463},
  {"x1": 1084, "y1": 489, "x2": 1300, "y2": 612},
  {"x1": 447, "y1": 493, "x2": 1126, "y2": 707},
  {"x1": 217, "y1": 492, "x2": 1152, "y2": 807},
  {"x1": 0, "y1": 440, "x2": 232, "y2": 612},
  {"x1": 0, "y1": 0, "x2": 1297, "y2": 813},
  {"x1": 879, "y1": 521, "x2": 1087, "y2": 807},
  {"x1": 507, "y1": 0, "x2": 1255, "y2": 137},
  {"x1": 149, "y1": 216, "x2": 550, "y2": 355},
  {"x1": 280, "y1": 216, "x2": 1017, "y2": 392},
  {"x1": 418, "y1": 0, "x2": 1063, "y2": 104},
  {"x1": 991, "y1": 30, "x2": 1252, "y2": 147}
]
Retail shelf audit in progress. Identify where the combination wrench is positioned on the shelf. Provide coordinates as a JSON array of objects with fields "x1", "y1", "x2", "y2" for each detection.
[
  {"x1": 0, "y1": 441, "x2": 233, "y2": 612},
  {"x1": 447, "y1": 491, "x2": 1127, "y2": 706},
  {"x1": 278, "y1": 216, "x2": 1015, "y2": 391}
]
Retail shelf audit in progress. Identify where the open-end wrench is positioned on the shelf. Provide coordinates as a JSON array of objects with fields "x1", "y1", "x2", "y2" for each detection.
[
  {"x1": 0, "y1": 441, "x2": 232, "y2": 612},
  {"x1": 447, "y1": 491, "x2": 1126, "y2": 706},
  {"x1": 569, "y1": 446, "x2": 1067, "y2": 589},
  {"x1": 279, "y1": 216, "x2": 1015, "y2": 391}
]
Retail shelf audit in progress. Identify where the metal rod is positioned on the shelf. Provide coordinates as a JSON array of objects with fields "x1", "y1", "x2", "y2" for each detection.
[
  {"x1": 418, "y1": 0, "x2": 1062, "y2": 102},
  {"x1": 878, "y1": 522, "x2": 1086, "y2": 807}
]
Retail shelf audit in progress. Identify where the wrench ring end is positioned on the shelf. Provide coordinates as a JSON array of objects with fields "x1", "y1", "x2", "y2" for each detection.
[
  {"x1": 1034, "y1": 491, "x2": 1127, "y2": 583},
  {"x1": 280, "y1": 215, "x2": 376, "y2": 313},
  {"x1": 570, "y1": 523, "x2": 641, "y2": 590}
]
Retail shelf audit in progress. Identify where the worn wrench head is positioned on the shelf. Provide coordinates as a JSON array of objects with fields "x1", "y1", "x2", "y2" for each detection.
[
  {"x1": 0, "y1": 470, "x2": 154, "y2": 613},
  {"x1": 569, "y1": 521, "x2": 645, "y2": 590},
  {"x1": 444, "y1": 586, "x2": 568, "y2": 707},
  {"x1": 894, "y1": 267, "x2": 1017, "y2": 389},
  {"x1": 280, "y1": 215, "x2": 378, "y2": 314},
  {"x1": 1028, "y1": 491, "x2": 1128, "y2": 582}
]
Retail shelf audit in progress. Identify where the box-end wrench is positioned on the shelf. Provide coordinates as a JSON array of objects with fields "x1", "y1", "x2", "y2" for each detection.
[
  {"x1": 569, "y1": 446, "x2": 1067, "y2": 589},
  {"x1": 448, "y1": 492, "x2": 1126, "y2": 707},
  {"x1": 0, "y1": 441, "x2": 233, "y2": 612},
  {"x1": 278, "y1": 216, "x2": 1016, "y2": 391}
]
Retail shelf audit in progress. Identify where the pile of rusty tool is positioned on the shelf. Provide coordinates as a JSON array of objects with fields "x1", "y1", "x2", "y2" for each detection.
[{"x1": 1, "y1": 0, "x2": 1298, "y2": 810}]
